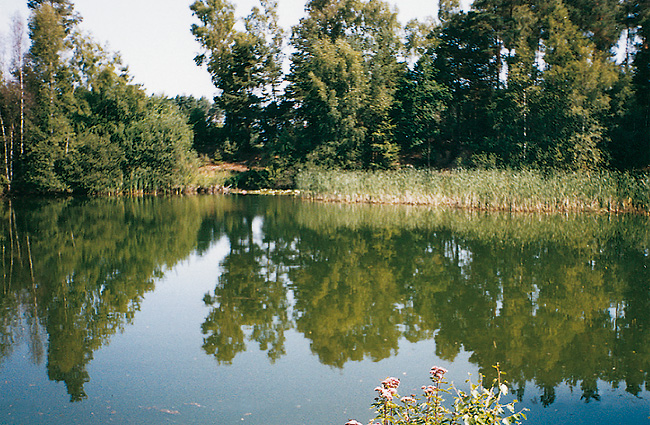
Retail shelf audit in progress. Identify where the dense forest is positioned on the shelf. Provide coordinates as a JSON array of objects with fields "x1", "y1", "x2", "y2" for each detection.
[{"x1": 1, "y1": 0, "x2": 650, "y2": 194}]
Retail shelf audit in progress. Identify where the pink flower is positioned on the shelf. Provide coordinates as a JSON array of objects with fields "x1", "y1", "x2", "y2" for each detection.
[
  {"x1": 375, "y1": 376, "x2": 401, "y2": 401},
  {"x1": 345, "y1": 421, "x2": 363, "y2": 425},
  {"x1": 381, "y1": 377, "x2": 400, "y2": 389},
  {"x1": 375, "y1": 386, "x2": 395, "y2": 401},
  {"x1": 430, "y1": 366, "x2": 448, "y2": 381},
  {"x1": 401, "y1": 396, "x2": 417, "y2": 404},
  {"x1": 422, "y1": 385, "x2": 437, "y2": 396}
]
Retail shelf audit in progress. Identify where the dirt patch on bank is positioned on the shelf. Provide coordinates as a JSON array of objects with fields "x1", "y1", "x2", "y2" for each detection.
[{"x1": 200, "y1": 162, "x2": 249, "y2": 173}]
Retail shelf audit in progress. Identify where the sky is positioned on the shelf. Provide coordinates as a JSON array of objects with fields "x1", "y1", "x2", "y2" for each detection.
[{"x1": 0, "y1": 0, "x2": 444, "y2": 99}]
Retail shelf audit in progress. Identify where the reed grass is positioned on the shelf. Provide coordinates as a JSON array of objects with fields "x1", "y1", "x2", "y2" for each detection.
[
  {"x1": 296, "y1": 168, "x2": 650, "y2": 213},
  {"x1": 176, "y1": 166, "x2": 234, "y2": 194},
  {"x1": 193, "y1": 167, "x2": 232, "y2": 188}
]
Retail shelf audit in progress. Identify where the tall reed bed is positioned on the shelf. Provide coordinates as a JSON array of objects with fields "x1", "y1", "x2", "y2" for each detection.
[{"x1": 296, "y1": 168, "x2": 650, "y2": 213}]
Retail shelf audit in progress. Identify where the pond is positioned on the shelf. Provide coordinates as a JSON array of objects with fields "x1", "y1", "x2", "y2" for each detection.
[{"x1": 0, "y1": 195, "x2": 649, "y2": 424}]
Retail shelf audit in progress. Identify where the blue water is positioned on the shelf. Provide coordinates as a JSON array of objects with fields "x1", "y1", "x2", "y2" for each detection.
[{"x1": 0, "y1": 196, "x2": 648, "y2": 424}]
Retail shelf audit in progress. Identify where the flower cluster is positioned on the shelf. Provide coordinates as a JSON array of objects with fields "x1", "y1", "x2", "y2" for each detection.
[
  {"x1": 400, "y1": 396, "x2": 417, "y2": 405},
  {"x1": 421, "y1": 385, "x2": 437, "y2": 397},
  {"x1": 374, "y1": 377, "x2": 400, "y2": 401},
  {"x1": 382, "y1": 377, "x2": 400, "y2": 389},
  {"x1": 345, "y1": 365, "x2": 527, "y2": 425},
  {"x1": 430, "y1": 366, "x2": 448, "y2": 381}
]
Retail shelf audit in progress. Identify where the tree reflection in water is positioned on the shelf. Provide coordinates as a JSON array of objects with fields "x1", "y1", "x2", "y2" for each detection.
[
  {"x1": 0, "y1": 195, "x2": 649, "y2": 407},
  {"x1": 0, "y1": 197, "x2": 218, "y2": 401},
  {"x1": 202, "y1": 199, "x2": 650, "y2": 406}
]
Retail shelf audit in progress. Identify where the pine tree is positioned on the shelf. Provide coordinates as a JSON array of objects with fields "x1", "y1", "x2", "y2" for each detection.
[
  {"x1": 626, "y1": 0, "x2": 650, "y2": 167},
  {"x1": 433, "y1": 11, "x2": 501, "y2": 163},
  {"x1": 392, "y1": 54, "x2": 450, "y2": 167}
]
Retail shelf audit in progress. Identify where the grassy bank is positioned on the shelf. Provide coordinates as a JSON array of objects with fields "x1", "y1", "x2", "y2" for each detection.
[
  {"x1": 296, "y1": 168, "x2": 650, "y2": 213},
  {"x1": 187, "y1": 163, "x2": 236, "y2": 193}
]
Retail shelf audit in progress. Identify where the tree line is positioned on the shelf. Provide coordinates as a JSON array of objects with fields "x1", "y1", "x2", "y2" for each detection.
[
  {"x1": 2, "y1": 0, "x2": 650, "y2": 194},
  {"x1": 189, "y1": 0, "x2": 650, "y2": 172}
]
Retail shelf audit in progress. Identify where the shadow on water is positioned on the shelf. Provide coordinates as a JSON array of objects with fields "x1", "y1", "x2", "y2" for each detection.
[{"x1": 1, "y1": 195, "x2": 649, "y2": 409}]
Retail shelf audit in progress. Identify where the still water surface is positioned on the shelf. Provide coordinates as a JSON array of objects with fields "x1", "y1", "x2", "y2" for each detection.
[{"x1": 0, "y1": 195, "x2": 649, "y2": 424}]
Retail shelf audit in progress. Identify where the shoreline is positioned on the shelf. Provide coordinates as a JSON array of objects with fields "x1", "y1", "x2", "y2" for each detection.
[{"x1": 6, "y1": 167, "x2": 650, "y2": 216}]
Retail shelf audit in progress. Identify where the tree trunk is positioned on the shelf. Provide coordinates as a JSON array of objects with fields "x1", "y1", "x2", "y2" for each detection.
[
  {"x1": 19, "y1": 67, "x2": 24, "y2": 157},
  {"x1": 0, "y1": 111, "x2": 9, "y2": 185}
]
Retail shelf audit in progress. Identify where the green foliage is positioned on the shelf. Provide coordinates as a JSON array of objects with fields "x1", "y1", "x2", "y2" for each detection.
[
  {"x1": 0, "y1": 3, "x2": 205, "y2": 195},
  {"x1": 21, "y1": 2, "x2": 71, "y2": 192},
  {"x1": 392, "y1": 54, "x2": 451, "y2": 166},
  {"x1": 19, "y1": 130, "x2": 68, "y2": 192},
  {"x1": 226, "y1": 169, "x2": 272, "y2": 190},
  {"x1": 27, "y1": 0, "x2": 80, "y2": 33},
  {"x1": 122, "y1": 97, "x2": 197, "y2": 193},
  {"x1": 287, "y1": 0, "x2": 403, "y2": 169},
  {"x1": 6, "y1": 0, "x2": 650, "y2": 194},
  {"x1": 619, "y1": 0, "x2": 650, "y2": 169},
  {"x1": 191, "y1": 164, "x2": 233, "y2": 189},
  {"x1": 526, "y1": 2, "x2": 618, "y2": 170},
  {"x1": 190, "y1": 0, "x2": 284, "y2": 160},
  {"x1": 173, "y1": 95, "x2": 222, "y2": 157},
  {"x1": 57, "y1": 131, "x2": 124, "y2": 194},
  {"x1": 432, "y1": 11, "x2": 501, "y2": 164},
  {"x1": 5, "y1": 4, "x2": 200, "y2": 195},
  {"x1": 292, "y1": 38, "x2": 369, "y2": 167}
]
